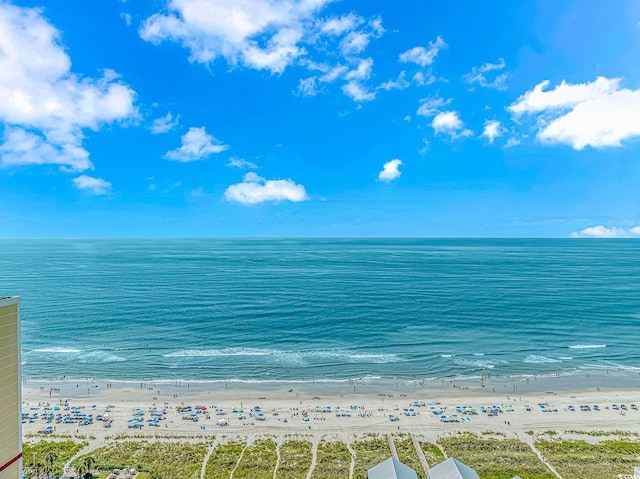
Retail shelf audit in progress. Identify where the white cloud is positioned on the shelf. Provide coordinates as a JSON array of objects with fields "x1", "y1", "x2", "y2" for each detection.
[
  {"x1": 140, "y1": 1, "x2": 384, "y2": 102},
  {"x1": 570, "y1": 225, "x2": 638, "y2": 238},
  {"x1": 416, "y1": 96, "x2": 451, "y2": 117},
  {"x1": 509, "y1": 76, "x2": 640, "y2": 149},
  {"x1": 378, "y1": 158, "x2": 402, "y2": 181},
  {"x1": 320, "y1": 65, "x2": 348, "y2": 83},
  {"x1": 150, "y1": 112, "x2": 180, "y2": 134},
  {"x1": 504, "y1": 137, "x2": 521, "y2": 148},
  {"x1": 399, "y1": 36, "x2": 446, "y2": 67},
  {"x1": 345, "y1": 58, "x2": 373, "y2": 81},
  {"x1": 224, "y1": 172, "x2": 308, "y2": 204},
  {"x1": 140, "y1": 0, "x2": 332, "y2": 74},
  {"x1": 320, "y1": 13, "x2": 362, "y2": 36},
  {"x1": 140, "y1": 0, "x2": 343, "y2": 75},
  {"x1": 295, "y1": 77, "x2": 318, "y2": 96},
  {"x1": 417, "y1": 138, "x2": 430, "y2": 155},
  {"x1": 226, "y1": 157, "x2": 258, "y2": 169},
  {"x1": 120, "y1": 12, "x2": 132, "y2": 26},
  {"x1": 0, "y1": 3, "x2": 138, "y2": 172},
  {"x1": 412, "y1": 71, "x2": 435, "y2": 86},
  {"x1": 72, "y1": 175, "x2": 112, "y2": 195},
  {"x1": 378, "y1": 71, "x2": 409, "y2": 91},
  {"x1": 341, "y1": 31, "x2": 371, "y2": 55},
  {"x1": 342, "y1": 81, "x2": 376, "y2": 102},
  {"x1": 165, "y1": 127, "x2": 228, "y2": 162},
  {"x1": 481, "y1": 120, "x2": 504, "y2": 144},
  {"x1": 432, "y1": 111, "x2": 473, "y2": 139},
  {"x1": 464, "y1": 58, "x2": 508, "y2": 90}
]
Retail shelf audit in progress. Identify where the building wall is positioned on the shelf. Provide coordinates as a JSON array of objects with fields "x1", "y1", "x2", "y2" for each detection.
[{"x1": 0, "y1": 298, "x2": 21, "y2": 479}]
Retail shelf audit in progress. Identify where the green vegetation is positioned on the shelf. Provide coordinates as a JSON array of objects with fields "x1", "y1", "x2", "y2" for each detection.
[
  {"x1": 535, "y1": 438, "x2": 640, "y2": 479},
  {"x1": 564, "y1": 429, "x2": 639, "y2": 437},
  {"x1": 311, "y1": 441, "x2": 351, "y2": 479},
  {"x1": 74, "y1": 440, "x2": 207, "y2": 479},
  {"x1": 420, "y1": 441, "x2": 445, "y2": 468},
  {"x1": 393, "y1": 435, "x2": 426, "y2": 479},
  {"x1": 204, "y1": 441, "x2": 246, "y2": 479},
  {"x1": 233, "y1": 439, "x2": 278, "y2": 479},
  {"x1": 439, "y1": 433, "x2": 555, "y2": 479},
  {"x1": 275, "y1": 440, "x2": 312, "y2": 479},
  {"x1": 352, "y1": 435, "x2": 389, "y2": 479},
  {"x1": 23, "y1": 440, "x2": 87, "y2": 478}
]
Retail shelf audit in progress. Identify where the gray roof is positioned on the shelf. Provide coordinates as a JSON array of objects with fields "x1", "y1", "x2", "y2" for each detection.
[
  {"x1": 428, "y1": 458, "x2": 480, "y2": 479},
  {"x1": 368, "y1": 457, "x2": 418, "y2": 479}
]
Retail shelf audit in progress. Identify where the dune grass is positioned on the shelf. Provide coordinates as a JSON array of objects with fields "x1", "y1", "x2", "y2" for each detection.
[
  {"x1": 393, "y1": 435, "x2": 427, "y2": 479},
  {"x1": 233, "y1": 439, "x2": 278, "y2": 479},
  {"x1": 420, "y1": 441, "x2": 445, "y2": 469},
  {"x1": 535, "y1": 438, "x2": 640, "y2": 479},
  {"x1": 275, "y1": 440, "x2": 313, "y2": 479},
  {"x1": 23, "y1": 440, "x2": 87, "y2": 478},
  {"x1": 73, "y1": 440, "x2": 207, "y2": 479},
  {"x1": 204, "y1": 440, "x2": 246, "y2": 479},
  {"x1": 438, "y1": 433, "x2": 555, "y2": 479},
  {"x1": 311, "y1": 441, "x2": 351, "y2": 479},
  {"x1": 352, "y1": 435, "x2": 390, "y2": 479}
]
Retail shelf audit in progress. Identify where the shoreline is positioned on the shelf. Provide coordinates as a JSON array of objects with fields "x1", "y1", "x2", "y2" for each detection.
[
  {"x1": 22, "y1": 367, "x2": 640, "y2": 399},
  {"x1": 21, "y1": 374, "x2": 640, "y2": 446}
]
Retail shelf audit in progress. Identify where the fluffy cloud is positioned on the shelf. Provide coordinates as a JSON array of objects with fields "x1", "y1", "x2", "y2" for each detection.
[
  {"x1": 150, "y1": 112, "x2": 180, "y2": 134},
  {"x1": 140, "y1": 0, "x2": 370, "y2": 74},
  {"x1": 226, "y1": 157, "x2": 258, "y2": 169},
  {"x1": 295, "y1": 77, "x2": 318, "y2": 97},
  {"x1": 345, "y1": 58, "x2": 373, "y2": 81},
  {"x1": 342, "y1": 82, "x2": 375, "y2": 102},
  {"x1": 341, "y1": 31, "x2": 370, "y2": 55},
  {"x1": 72, "y1": 175, "x2": 112, "y2": 195},
  {"x1": 165, "y1": 127, "x2": 228, "y2": 162},
  {"x1": 463, "y1": 58, "x2": 508, "y2": 90},
  {"x1": 509, "y1": 77, "x2": 640, "y2": 149},
  {"x1": 570, "y1": 225, "x2": 640, "y2": 238},
  {"x1": 432, "y1": 111, "x2": 472, "y2": 139},
  {"x1": 224, "y1": 172, "x2": 308, "y2": 204},
  {"x1": 412, "y1": 71, "x2": 436, "y2": 86},
  {"x1": 140, "y1": 1, "x2": 386, "y2": 102},
  {"x1": 416, "y1": 96, "x2": 451, "y2": 117},
  {"x1": 481, "y1": 120, "x2": 504, "y2": 144},
  {"x1": 378, "y1": 159, "x2": 402, "y2": 181},
  {"x1": 504, "y1": 137, "x2": 521, "y2": 148},
  {"x1": 0, "y1": 3, "x2": 138, "y2": 172},
  {"x1": 321, "y1": 13, "x2": 362, "y2": 36},
  {"x1": 378, "y1": 71, "x2": 409, "y2": 91},
  {"x1": 140, "y1": 0, "x2": 328, "y2": 73},
  {"x1": 399, "y1": 36, "x2": 446, "y2": 66}
]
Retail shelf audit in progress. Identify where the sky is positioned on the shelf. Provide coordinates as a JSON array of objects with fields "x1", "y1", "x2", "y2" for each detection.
[{"x1": 2, "y1": 0, "x2": 640, "y2": 237}]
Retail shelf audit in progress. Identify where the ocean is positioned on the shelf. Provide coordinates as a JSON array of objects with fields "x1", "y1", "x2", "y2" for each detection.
[{"x1": 2, "y1": 239, "x2": 640, "y2": 384}]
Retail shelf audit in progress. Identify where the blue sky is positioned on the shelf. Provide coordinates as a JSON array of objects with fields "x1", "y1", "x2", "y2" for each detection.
[{"x1": 2, "y1": 0, "x2": 640, "y2": 237}]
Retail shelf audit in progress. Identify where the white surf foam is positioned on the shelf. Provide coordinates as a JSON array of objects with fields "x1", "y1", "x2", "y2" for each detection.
[
  {"x1": 524, "y1": 355, "x2": 561, "y2": 363},
  {"x1": 568, "y1": 344, "x2": 607, "y2": 349},
  {"x1": 163, "y1": 348, "x2": 401, "y2": 364},
  {"x1": 33, "y1": 347, "x2": 82, "y2": 353}
]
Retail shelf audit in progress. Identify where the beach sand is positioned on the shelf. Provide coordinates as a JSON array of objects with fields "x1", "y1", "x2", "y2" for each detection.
[{"x1": 21, "y1": 373, "x2": 640, "y2": 445}]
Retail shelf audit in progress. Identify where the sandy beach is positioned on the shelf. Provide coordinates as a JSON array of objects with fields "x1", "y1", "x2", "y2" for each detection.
[{"x1": 21, "y1": 373, "x2": 640, "y2": 445}]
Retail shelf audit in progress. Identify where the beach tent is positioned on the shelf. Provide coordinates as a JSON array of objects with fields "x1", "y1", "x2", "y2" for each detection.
[
  {"x1": 428, "y1": 457, "x2": 480, "y2": 479},
  {"x1": 368, "y1": 457, "x2": 418, "y2": 479}
]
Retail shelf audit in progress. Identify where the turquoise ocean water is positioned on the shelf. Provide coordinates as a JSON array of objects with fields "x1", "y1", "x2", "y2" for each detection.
[{"x1": 2, "y1": 239, "x2": 640, "y2": 384}]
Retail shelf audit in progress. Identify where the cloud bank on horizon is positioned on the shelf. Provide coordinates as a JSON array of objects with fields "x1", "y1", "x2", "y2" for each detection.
[{"x1": 1, "y1": 0, "x2": 640, "y2": 237}]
